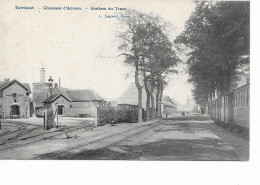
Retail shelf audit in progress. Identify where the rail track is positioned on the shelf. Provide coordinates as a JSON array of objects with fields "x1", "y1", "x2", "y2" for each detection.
[
  {"x1": 0, "y1": 122, "x2": 27, "y2": 138},
  {"x1": 0, "y1": 121, "x2": 94, "y2": 151},
  {"x1": 37, "y1": 120, "x2": 160, "y2": 160},
  {"x1": 72, "y1": 123, "x2": 160, "y2": 160}
]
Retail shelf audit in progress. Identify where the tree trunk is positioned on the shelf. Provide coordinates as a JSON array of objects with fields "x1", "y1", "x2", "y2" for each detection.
[
  {"x1": 143, "y1": 68, "x2": 150, "y2": 121},
  {"x1": 151, "y1": 94, "x2": 155, "y2": 119},
  {"x1": 207, "y1": 100, "x2": 210, "y2": 115},
  {"x1": 146, "y1": 92, "x2": 150, "y2": 121},
  {"x1": 135, "y1": 62, "x2": 142, "y2": 123},
  {"x1": 159, "y1": 84, "x2": 163, "y2": 118},
  {"x1": 158, "y1": 93, "x2": 161, "y2": 118},
  {"x1": 138, "y1": 88, "x2": 143, "y2": 122},
  {"x1": 150, "y1": 81, "x2": 155, "y2": 119},
  {"x1": 156, "y1": 88, "x2": 160, "y2": 118},
  {"x1": 155, "y1": 76, "x2": 160, "y2": 118}
]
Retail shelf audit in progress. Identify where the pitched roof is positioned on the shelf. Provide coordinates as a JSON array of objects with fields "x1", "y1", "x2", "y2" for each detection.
[
  {"x1": 52, "y1": 87, "x2": 71, "y2": 101},
  {"x1": 33, "y1": 90, "x2": 49, "y2": 108},
  {"x1": 0, "y1": 79, "x2": 31, "y2": 93},
  {"x1": 117, "y1": 83, "x2": 157, "y2": 110},
  {"x1": 42, "y1": 93, "x2": 70, "y2": 103},
  {"x1": 162, "y1": 96, "x2": 176, "y2": 107},
  {"x1": 65, "y1": 89, "x2": 103, "y2": 102},
  {"x1": 41, "y1": 88, "x2": 104, "y2": 104},
  {"x1": 22, "y1": 83, "x2": 31, "y2": 93}
]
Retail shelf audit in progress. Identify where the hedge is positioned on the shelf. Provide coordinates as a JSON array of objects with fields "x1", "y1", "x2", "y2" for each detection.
[{"x1": 97, "y1": 105, "x2": 139, "y2": 125}]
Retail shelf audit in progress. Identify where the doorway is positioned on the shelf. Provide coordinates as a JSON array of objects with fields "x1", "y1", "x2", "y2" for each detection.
[
  {"x1": 57, "y1": 105, "x2": 65, "y2": 115},
  {"x1": 11, "y1": 105, "x2": 20, "y2": 117}
]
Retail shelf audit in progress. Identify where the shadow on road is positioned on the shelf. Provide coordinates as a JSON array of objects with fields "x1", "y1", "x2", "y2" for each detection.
[
  {"x1": 37, "y1": 137, "x2": 240, "y2": 161},
  {"x1": 35, "y1": 114, "x2": 248, "y2": 161},
  {"x1": 163, "y1": 114, "x2": 211, "y2": 121}
]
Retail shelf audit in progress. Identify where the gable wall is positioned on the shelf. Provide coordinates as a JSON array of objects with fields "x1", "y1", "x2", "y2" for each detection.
[
  {"x1": 1, "y1": 83, "x2": 30, "y2": 118},
  {"x1": 51, "y1": 96, "x2": 70, "y2": 116}
]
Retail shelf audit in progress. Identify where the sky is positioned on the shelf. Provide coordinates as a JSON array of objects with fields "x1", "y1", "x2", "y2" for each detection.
[{"x1": 0, "y1": 0, "x2": 196, "y2": 105}]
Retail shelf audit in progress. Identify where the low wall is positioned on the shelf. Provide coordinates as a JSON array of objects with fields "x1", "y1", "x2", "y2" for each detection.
[{"x1": 66, "y1": 109, "x2": 96, "y2": 117}]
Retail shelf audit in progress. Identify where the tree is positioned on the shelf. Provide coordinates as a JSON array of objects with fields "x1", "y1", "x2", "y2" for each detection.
[
  {"x1": 117, "y1": 9, "x2": 147, "y2": 123},
  {"x1": 118, "y1": 9, "x2": 180, "y2": 121},
  {"x1": 175, "y1": 1, "x2": 249, "y2": 107},
  {"x1": 134, "y1": 17, "x2": 180, "y2": 120}
]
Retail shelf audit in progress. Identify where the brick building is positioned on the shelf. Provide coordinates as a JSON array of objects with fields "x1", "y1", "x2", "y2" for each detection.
[
  {"x1": 32, "y1": 67, "x2": 104, "y2": 117},
  {"x1": 0, "y1": 78, "x2": 31, "y2": 118},
  {"x1": 42, "y1": 87, "x2": 104, "y2": 117}
]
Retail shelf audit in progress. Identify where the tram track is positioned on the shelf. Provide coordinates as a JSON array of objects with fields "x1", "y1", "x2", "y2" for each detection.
[
  {"x1": 0, "y1": 121, "x2": 94, "y2": 151},
  {"x1": 37, "y1": 120, "x2": 160, "y2": 160},
  {"x1": 0, "y1": 122, "x2": 33, "y2": 141},
  {"x1": 72, "y1": 123, "x2": 161, "y2": 160}
]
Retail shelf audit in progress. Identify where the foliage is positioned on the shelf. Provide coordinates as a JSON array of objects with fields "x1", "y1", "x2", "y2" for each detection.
[
  {"x1": 97, "y1": 105, "x2": 139, "y2": 125},
  {"x1": 117, "y1": 9, "x2": 149, "y2": 123},
  {"x1": 117, "y1": 9, "x2": 180, "y2": 120},
  {"x1": 175, "y1": 1, "x2": 250, "y2": 106},
  {"x1": 97, "y1": 106, "x2": 116, "y2": 126}
]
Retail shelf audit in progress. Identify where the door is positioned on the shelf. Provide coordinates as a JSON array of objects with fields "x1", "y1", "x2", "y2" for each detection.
[
  {"x1": 11, "y1": 105, "x2": 20, "y2": 116},
  {"x1": 57, "y1": 105, "x2": 64, "y2": 115}
]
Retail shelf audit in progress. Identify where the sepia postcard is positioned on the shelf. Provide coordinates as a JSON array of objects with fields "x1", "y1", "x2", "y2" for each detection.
[{"x1": 0, "y1": 0, "x2": 250, "y2": 164}]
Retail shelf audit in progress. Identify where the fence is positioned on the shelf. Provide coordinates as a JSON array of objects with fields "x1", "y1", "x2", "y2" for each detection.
[{"x1": 209, "y1": 83, "x2": 249, "y2": 128}]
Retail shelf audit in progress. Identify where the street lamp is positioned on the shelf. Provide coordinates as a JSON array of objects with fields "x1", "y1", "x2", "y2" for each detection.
[
  {"x1": 48, "y1": 76, "x2": 54, "y2": 109},
  {"x1": 48, "y1": 76, "x2": 53, "y2": 97}
]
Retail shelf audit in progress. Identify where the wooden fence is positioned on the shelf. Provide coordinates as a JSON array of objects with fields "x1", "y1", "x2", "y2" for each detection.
[{"x1": 209, "y1": 84, "x2": 249, "y2": 128}]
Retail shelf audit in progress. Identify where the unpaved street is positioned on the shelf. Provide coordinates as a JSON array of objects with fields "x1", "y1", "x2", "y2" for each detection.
[{"x1": 0, "y1": 115, "x2": 249, "y2": 160}]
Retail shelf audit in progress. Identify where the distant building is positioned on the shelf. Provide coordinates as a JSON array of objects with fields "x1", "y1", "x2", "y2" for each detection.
[
  {"x1": 42, "y1": 87, "x2": 104, "y2": 117},
  {"x1": 118, "y1": 82, "x2": 180, "y2": 117},
  {"x1": 162, "y1": 96, "x2": 177, "y2": 117},
  {"x1": 170, "y1": 97, "x2": 182, "y2": 111},
  {"x1": 32, "y1": 83, "x2": 50, "y2": 117},
  {"x1": 104, "y1": 98, "x2": 118, "y2": 107},
  {"x1": 0, "y1": 78, "x2": 31, "y2": 118},
  {"x1": 117, "y1": 82, "x2": 156, "y2": 110},
  {"x1": 31, "y1": 67, "x2": 50, "y2": 116},
  {"x1": 183, "y1": 96, "x2": 194, "y2": 112},
  {"x1": 32, "y1": 67, "x2": 104, "y2": 117}
]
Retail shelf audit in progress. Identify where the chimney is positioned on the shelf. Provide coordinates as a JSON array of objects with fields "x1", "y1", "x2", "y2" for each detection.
[
  {"x1": 54, "y1": 83, "x2": 58, "y2": 88},
  {"x1": 4, "y1": 78, "x2": 9, "y2": 83},
  {"x1": 59, "y1": 77, "x2": 61, "y2": 87},
  {"x1": 40, "y1": 67, "x2": 45, "y2": 83}
]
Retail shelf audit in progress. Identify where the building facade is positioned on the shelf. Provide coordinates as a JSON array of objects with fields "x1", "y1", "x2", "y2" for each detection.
[
  {"x1": 32, "y1": 67, "x2": 105, "y2": 118},
  {"x1": 0, "y1": 79, "x2": 31, "y2": 118},
  {"x1": 162, "y1": 96, "x2": 177, "y2": 117},
  {"x1": 42, "y1": 88, "x2": 104, "y2": 117},
  {"x1": 117, "y1": 83, "x2": 157, "y2": 110}
]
